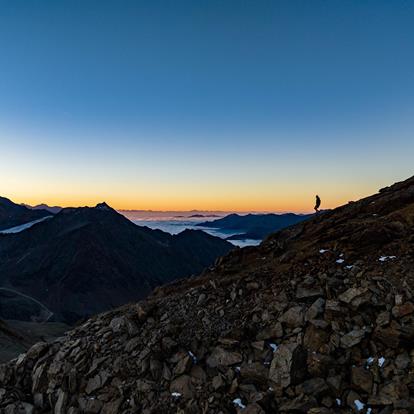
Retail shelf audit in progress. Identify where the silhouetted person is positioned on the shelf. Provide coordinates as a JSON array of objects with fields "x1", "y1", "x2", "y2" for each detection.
[{"x1": 314, "y1": 195, "x2": 321, "y2": 213}]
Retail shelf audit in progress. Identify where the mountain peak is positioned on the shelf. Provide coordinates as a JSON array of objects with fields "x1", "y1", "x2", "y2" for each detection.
[{"x1": 95, "y1": 202, "x2": 113, "y2": 211}]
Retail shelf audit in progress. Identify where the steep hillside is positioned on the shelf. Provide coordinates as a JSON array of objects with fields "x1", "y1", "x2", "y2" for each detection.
[
  {"x1": 0, "y1": 197, "x2": 52, "y2": 231},
  {"x1": 1, "y1": 176, "x2": 414, "y2": 413},
  {"x1": 0, "y1": 203, "x2": 234, "y2": 324}
]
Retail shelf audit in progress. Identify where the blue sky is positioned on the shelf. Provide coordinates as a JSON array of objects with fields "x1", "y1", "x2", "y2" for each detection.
[{"x1": 0, "y1": 0, "x2": 413, "y2": 211}]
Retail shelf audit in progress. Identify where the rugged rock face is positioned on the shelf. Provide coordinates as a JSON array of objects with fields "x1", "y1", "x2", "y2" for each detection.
[
  {"x1": 0, "y1": 203, "x2": 234, "y2": 324},
  {"x1": 0, "y1": 197, "x2": 51, "y2": 231},
  {"x1": 1, "y1": 176, "x2": 414, "y2": 413}
]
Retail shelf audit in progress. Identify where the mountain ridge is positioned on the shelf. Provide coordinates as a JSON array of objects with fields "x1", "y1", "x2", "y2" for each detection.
[
  {"x1": 0, "y1": 197, "x2": 52, "y2": 231},
  {"x1": 0, "y1": 202, "x2": 234, "y2": 324},
  {"x1": 197, "y1": 212, "x2": 313, "y2": 240}
]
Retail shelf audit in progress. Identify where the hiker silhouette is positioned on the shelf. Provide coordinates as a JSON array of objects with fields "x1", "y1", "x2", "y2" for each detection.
[{"x1": 314, "y1": 195, "x2": 321, "y2": 213}]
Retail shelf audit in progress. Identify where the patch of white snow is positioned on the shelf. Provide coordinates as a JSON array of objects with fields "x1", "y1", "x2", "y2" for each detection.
[
  {"x1": 233, "y1": 398, "x2": 246, "y2": 409},
  {"x1": 269, "y1": 343, "x2": 278, "y2": 352}
]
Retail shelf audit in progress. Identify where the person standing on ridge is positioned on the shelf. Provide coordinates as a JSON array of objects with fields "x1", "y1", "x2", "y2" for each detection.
[{"x1": 314, "y1": 195, "x2": 321, "y2": 213}]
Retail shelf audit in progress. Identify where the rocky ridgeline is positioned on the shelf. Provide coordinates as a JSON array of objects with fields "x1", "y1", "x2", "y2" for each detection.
[{"x1": 1, "y1": 176, "x2": 414, "y2": 413}]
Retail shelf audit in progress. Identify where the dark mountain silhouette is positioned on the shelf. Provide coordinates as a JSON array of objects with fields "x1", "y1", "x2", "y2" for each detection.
[
  {"x1": 0, "y1": 197, "x2": 52, "y2": 231},
  {"x1": 23, "y1": 203, "x2": 63, "y2": 214},
  {"x1": 197, "y1": 212, "x2": 313, "y2": 240},
  {"x1": 0, "y1": 202, "x2": 234, "y2": 324},
  {"x1": 2, "y1": 176, "x2": 414, "y2": 412}
]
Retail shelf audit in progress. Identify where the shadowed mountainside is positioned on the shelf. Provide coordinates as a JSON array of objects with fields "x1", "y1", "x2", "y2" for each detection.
[
  {"x1": 0, "y1": 203, "x2": 234, "y2": 324},
  {"x1": 0, "y1": 197, "x2": 52, "y2": 231}
]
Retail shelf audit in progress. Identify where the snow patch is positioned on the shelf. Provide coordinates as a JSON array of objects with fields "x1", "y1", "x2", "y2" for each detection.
[
  {"x1": 354, "y1": 400, "x2": 365, "y2": 411},
  {"x1": 269, "y1": 343, "x2": 278, "y2": 352},
  {"x1": 319, "y1": 249, "x2": 329, "y2": 254},
  {"x1": 188, "y1": 351, "x2": 197, "y2": 363},
  {"x1": 379, "y1": 256, "x2": 397, "y2": 262},
  {"x1": 0, "y1": 216, "x2": 52, "y2": 234},
  {"x1": 171, "y1": 392, "x2": 181, "y2": 398},
  {"x1": 233, "y1": 398, "x2": 246, "y2": 409},
  {"x1": 336, "y1": 259, "x2": 345, "y2": 264},
  {"x1": 378, "y1": 357, "x2": 385, "y2": 367}
]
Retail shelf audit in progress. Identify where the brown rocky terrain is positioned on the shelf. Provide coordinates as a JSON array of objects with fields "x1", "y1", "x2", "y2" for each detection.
[{"x1": 1, "y1": 176, "x2": 414, "y2": 413}]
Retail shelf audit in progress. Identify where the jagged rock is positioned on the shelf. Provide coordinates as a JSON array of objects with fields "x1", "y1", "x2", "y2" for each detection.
[
  {"x1": 240, "y1": 362, "x2": 269, "y2": 385},
  {"x1": 296, "y1": 286, "x2": 323, "y2": 300},
  {"x1": 279, "y1": 307, "x2": 305, "y2": 328},
  {"x1": 206, "y1": 347, "x2": 242, "y2": 368},
  {"x1": 374, "y1": 322, "x2": 401, "y2": 348},
  {"x1": 243, "y1": 403, "x2": 265, "y2": 414},
  {"x1": 351, "y1": 366, "x2": 373, "y2": 393},
  {"x1": 340, "y1": 328, "x2": 366, "y2": 348},
  {"x1": 169, "y1": 375, "x2": 194, "y2": 399},
  {"x1": 296, "y1": 377, "x2": 329, "y2": 397},
  {"x1": 305, "y1": 298, "x2": 325, "y2": 321},
  {"x1": 392, "y1": 302, "x2": 414, "y2": 318},
  {"x1": 256, "y1": 323, "x2": 283, "y2": 340},
  {"x1": 338, "y1": 287, "x2": 371, "y2": 308},
  {"x1": 279, "y1": 394, "x2": 318, "y2": 412},
  {"x1": 269, "y1": 343, "x2": 307, "y2": 388}
]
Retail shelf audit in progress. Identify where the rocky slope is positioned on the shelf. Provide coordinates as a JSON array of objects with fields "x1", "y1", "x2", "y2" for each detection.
[
  {"x1": 0, "y1": 197, "x2": 52, "y2": 231},
  {"x1": 0, "y1": 203, "x2": 234, "y2": 324},
  {"x1": 1, "y1": 176, "x2": 414, "y2": 413}
]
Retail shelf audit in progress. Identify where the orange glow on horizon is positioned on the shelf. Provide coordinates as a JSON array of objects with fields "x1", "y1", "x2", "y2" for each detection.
[{"x1": 7, "y1": 190, "x2": 370, "y2": 215}]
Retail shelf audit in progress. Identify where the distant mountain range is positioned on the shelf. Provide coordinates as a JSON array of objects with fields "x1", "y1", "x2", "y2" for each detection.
[
  {"x1": 23, "y1": 203, "x2": 63, "y2": 214},
  {"x1": 0, "y1": 200, "x2": 234, "y2": 324},
  {"x1": 197, "y1": 212, "x2": 313, "y2": 240},
  {"x1": 0, "y1": 197, "x2": 52, "y2": 231}
]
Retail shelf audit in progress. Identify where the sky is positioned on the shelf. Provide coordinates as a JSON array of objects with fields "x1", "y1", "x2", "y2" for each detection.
[{"x1": 0, "y1": 0, "x2": 413, "y2": 212}]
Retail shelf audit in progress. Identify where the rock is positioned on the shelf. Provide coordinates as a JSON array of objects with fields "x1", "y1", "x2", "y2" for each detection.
[
  {"x1": 296, "y1": 286, "x2": 323, "y2": 300},
  {"x1": 256, "y1": 323, "x2": 283, "y2": 340},
  {"x1": 392, "y1": 302, "x2": 414, "y2": 318},
  {"x1": 303, "y1": 323, "x2": 330, "y2": 352},
  {"x1": 351, "y1": 366, "x2": 373, "y2": 393},
  {"x1": 240, "y1": 362, "x2": 269, "y2": 385},
  {"x1": 243, "y1": 403, "x2": 265, "y2": 414},
  {"x1": 269, "y1": 343, "x2": 307, "y2": 388},
  {"x1": 296, "y1": 378, "x2": 329, "y2": 397},
  {"x1": 376, "y1": 311, "x2": 390, "y2": 326},
  {"x1": 173, "y1": 355, "x2": 192, "y2": 376},
  {"x1": 54, "y1": 390, "x2": 68, "y2": 414},
  {"x1": 170, "y1": 375, "x2": 194, "y2": 399},
  {"x1": 340, "y1": 328, "x2": 366, "y2": 348},
  {"x1": 206, "y1": 347, "x2": 242, "y2": 368},
  {"x1": 374, "y1": 322, "x2": 400, "y2": 348},
  {"x1": 305, "y1": 298, "x2": 325, "y2": 321},
  {"x1": 279, "y1": 394, "x2": 318, "y2": 412},
  {"x1": 338, "y1": 287, "x2": 370, "y2": 308},
  {"x1": 279, "y1": 306, "x2": 305, "y2": 328}
]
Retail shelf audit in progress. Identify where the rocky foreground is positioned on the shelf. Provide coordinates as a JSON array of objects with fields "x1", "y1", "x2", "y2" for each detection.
[{"x1": 1, "y1": 177, "x2": 414, "y2": 413}]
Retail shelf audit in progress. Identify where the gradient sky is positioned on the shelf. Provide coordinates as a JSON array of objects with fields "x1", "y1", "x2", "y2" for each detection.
[{"x1": 1, "y1": 0, "x2": 413, "y2": 212}]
